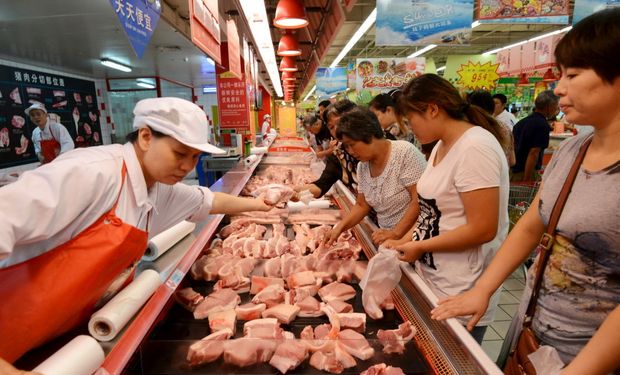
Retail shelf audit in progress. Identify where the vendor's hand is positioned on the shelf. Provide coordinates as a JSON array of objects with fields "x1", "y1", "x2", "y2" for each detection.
[
  {"x1": 371, "y1": 229, "x2": 399, "y2": 245},
  {"x1": 323, "y1": 227, "x2": 342, "y2": 246},
  {"x1": 394, "y1": 241, "x2": 425, "y2": 263},
  {"x1": 254, "y1": 197, "x2": 272, "y2": 212},
  {"x1": 430, "y1": 287, "x2": 491, "y2": 331}
]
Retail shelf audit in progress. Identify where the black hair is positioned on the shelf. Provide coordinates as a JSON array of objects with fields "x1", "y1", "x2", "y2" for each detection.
[
  {"x1": 534, "y1": 90, "x2": 559, "y2": 111},
  {"x1": 492, "y1": 93, "x2": 508, "y2": 105},
  {"x1": 335, "y1": 108, "x2": 384, "y2": 143},
  {"x1": 303, "y1": 114, "x2": 320, "y2": 128},
  {"x1": 368, "y1": 93, "x2": 396, "y2": 113},
  {"x1": 467, "y1": 90, "x2": 495, "y2": 115},
  {"x1": 318, "y1": 100, "x2": 331, "y2": 109},
  {"x1": 304, "y1": 114, "x2": 331, "y2": 142},
  {"x1": 126, "y1": 127, "x2": 166, "y2": 143},
  {"x1": 555, "y1": 8, "x2": 620, "y2": 83},
  {"x1": 326, "y1": 99, "x2": 357, "y2": 119}
]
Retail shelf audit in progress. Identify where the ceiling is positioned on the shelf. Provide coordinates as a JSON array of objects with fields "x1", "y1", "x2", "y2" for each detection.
[{"x1": 0, "y1": 0, "x2": 571, "y2": 100}]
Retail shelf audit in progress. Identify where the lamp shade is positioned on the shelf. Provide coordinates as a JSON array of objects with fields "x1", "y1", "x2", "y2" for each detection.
[
  {"x1": 282, "y1": 72, "x2": 296, "y2": 81},
  {"x1": 277, "y1": 33, "x2": 302, "y2": 56},
  {"x1": 542, "y1": 68, "x2": 558, "y2": 82},
  {"x1": 274, "y1": 0, "x2": 308, "y2": 29},
  {"x1": 279, "y1": 56, "x2": 298, "y2": 72},
  {"x1": 516, "y1": 73, "x2": 530, "y2": 86}
]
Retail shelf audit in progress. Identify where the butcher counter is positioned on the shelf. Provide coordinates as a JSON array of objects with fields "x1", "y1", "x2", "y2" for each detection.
[{"x1": 15, "y1": 137, "x2": 502, "y2": 375}]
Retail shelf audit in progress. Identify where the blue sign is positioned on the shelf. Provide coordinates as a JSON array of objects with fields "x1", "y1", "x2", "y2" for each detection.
[
  {"x1": 376, "y1": 0, "x2": 474, "y2": 46},
  {"x1": 573, "y1": 0, "x2": 620, "y2": 23},
  {"x1": 109, "y1": 0, "x2": 161, "y2": 59},
  {"x1": 316, "y1": 68, "x2": 348, "y2": 99}
]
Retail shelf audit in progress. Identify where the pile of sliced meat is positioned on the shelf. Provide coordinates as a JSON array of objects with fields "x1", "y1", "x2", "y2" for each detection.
[{"x1": 241, "y1": 165, "x2": 317, "y2": 195}]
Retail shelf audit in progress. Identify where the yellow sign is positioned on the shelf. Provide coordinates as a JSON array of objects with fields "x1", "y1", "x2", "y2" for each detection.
[{"x1": 456, "y1": 61, "x2": 500, "y2": 90}]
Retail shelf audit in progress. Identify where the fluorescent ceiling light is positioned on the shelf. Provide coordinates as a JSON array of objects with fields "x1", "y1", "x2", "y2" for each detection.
[
  {"x1": 136, "y1": 80, "x2": 155, "y2": 89},
  {"x1": 436, "y1": 66, "x2": 446, "y2": 72},
  {"x1": 407, "y1": 44, "x2": 437, "y2": 58},
  {"x1": 303, "y1": 85, "x2": 316, "y2": 101},
  {"x1": 330, "y1": 8, "x2": 377, "y2": 68},
  {"x1": 100, "y1": 58, "x2": 132, "y2": 73},
  {"x1": 471, "y1": 20, "x2": 481, "y2": 28},
  {"x1": 202, "y1": 87, "x2": 217, "y2": 93},
  {"x1": 483, "y1": 25, "x2": 572, "y2": 55},
  {"x1": 239, "y1": 1, "x2": 283, "y2": 97}
]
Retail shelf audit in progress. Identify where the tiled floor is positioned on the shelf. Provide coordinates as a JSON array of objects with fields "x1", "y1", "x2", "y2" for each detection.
[{"x1": 481, "y1": 267, "x2": 526, "y2": 363}]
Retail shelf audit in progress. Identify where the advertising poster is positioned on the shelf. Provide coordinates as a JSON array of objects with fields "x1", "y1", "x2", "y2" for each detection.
[
  {"x1": 476, "y1": 0, "x2": 570, "y2": 24},
  {"x1": 316, "y1": 67, "x2": 348, "y2": 99},
  {"x1": 0, "y1": 64, "x2": 102, "y2": 168},
  {"x1": 573, "y1": 0, "x2": 620, "y2": 23},
  {"x1": 376, "y1": 0, "x2": 474, "y2": 46},
  {"x1": 456, "y1": 61, "x2": 500, "y2": 90},
  {"x1": 355, "y1": 57, "x2": 425, "y2": 91},
  {"x1": 109, "y1": 0, "x2": 161, "y2": 58}
]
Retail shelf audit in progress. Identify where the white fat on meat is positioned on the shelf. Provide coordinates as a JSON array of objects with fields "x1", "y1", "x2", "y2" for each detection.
[
  {"x1": 186, "y1": 328, "x2": 233, "y2": 366},
  {"x1": 337, "y1": 329, "x2": 374, "y2": 360},
  {"x1": 318, "y1": 282, "x2": 356, "y2": 303},
  {"x1": 174, "y1": 287, "x2": 204, "y2": 312},
  {"x1": 208, "y1": 309, "x2": 237, "y2": 334},
  {"x1": 193, "y1": 288, "x2": 241, "y2": 320},
  {"x1": 261, "y1": 303, "x2": 300, "y2": 324},
  {"x1": 264, "y1": 256, "x2": 282, "y2": 278},
  {"x1": 252, "y1": 284, "x2": 286, "y2": 307},
  {"x1": 286, "y1": 270, "x2": 316, "y2": 289},
  {"x1": 296, "y1": 296, "x2": 324, "y2": 318},
  {"x1": 308, "y1": 341, "x2": 357, "y2": 374},
  {"x1": 243, "y1": 318, "x2": 284, "y2": 339},
  {"x1": 361, "y1": 363, "x2": 406, "y2": 375},
  {"x1": 326, "y1": 300, "x2": 353, "y2": 314},
  {"x1": 252, "y1": 184, "x2": 296, "y2": 206},
  {"x1": 269, "y1": 339, "x2": 309, "y2": 374},
  {"x1": 189, "y1": 255, "x2": 209, "y2": 280},
  {"x1": 377, "y1": 321, "x2": 417, "y2": 354},
  {"x1": 250, "y1": 276, "x2": 285, "y2": 295},
  {"x1": 337, "y1": 313, "x2": 367, "y2": 333},
  {"x1": 235, "y1": 302, "x2": 267, "y2": 321},
  {"x1": 222, "y1": 338, "x2": 277, "y2": 367}
]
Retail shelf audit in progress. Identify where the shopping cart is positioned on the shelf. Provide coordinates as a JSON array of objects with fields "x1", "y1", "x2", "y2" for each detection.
[{"x1": 508, "y1": 182, "x2": 540, "y2": 230}]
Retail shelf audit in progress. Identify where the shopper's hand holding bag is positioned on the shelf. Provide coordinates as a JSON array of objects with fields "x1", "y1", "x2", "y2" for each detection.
[{"x1": 504, "y1": 137, "x2": 592, "y2": 375}]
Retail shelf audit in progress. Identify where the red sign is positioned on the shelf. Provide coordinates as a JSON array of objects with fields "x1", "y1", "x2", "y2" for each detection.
[
  {"x1": 227, "y1": 20, "x2": 242, "y2": 79},
  {"x1": 189, "y1": 0, "x2": 221, "y2": 64},
  {"x1": 216, "y1": 70, "x2": 250, "y2": 130}
]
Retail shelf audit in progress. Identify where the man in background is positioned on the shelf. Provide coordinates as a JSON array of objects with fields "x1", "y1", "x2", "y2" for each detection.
[
  {"x1": 26, "y1": 103, "x2": 74, "y2": 164},
  {"x1": 493, "y1": 93, "x2": 517, "y2": 130},
  {"x1": 261, "y1": 114, "x2": 271, "y2": 140}
]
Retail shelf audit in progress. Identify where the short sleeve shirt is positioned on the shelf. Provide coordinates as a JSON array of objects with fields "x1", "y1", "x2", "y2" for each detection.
[{"x1": 512, "y1": 112, "x2": 551, "y2": 173}]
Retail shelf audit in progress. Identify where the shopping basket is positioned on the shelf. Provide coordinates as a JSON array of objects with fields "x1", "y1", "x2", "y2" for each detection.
[{"x1": 508, "y1": 182, "x2": 540, "y2": 230}]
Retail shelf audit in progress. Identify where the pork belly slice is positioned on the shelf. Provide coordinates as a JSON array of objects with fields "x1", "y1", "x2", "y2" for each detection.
[
  {"x1": 318, "y1": 281, "x2": 356, "y2": 303},
  {"x1": 250, "y1": 275, "x2": 285, "y2": 295},
  {"x1": 222, "y1": 338, "x2": 277, "y2": 367},
  {"x1": 252, "y1": 283, "x2": 286, "y2": 307},
  {"x1": 361, "y1": 363, "x2": 406, "y2": 375},
  {"x1": 286, "y1": 270, "x2": 316, "y2": 289},
  {"x1": 189, "y1": 255, "x2": 209, "y2": 280},
  {"x1": 308, "y1": 341, "x2": 357, "y2": 374},
  {"x1": 243, "y1": 318, "x2": 284, "y2": 339},
  {"x1": 296, "y1": 296, "x2": 324, "y2": 318},
  {"x1": 193, "y1": 288, "x2": 241, "y2": 320},
  {"x1": 208, "y1": 309, "x2": 236, "y2": 334},
  {"x1": 261, "y1": 303, "x2": 301, "y2": 324},
  {"x1": 186, "y1": 328, "x2": 233, "y2": 366},
  {"x1": 269, "y1": 339, "x2": 309, "y2": 374},
  {"x1": 337, "y1": 329, "x2": 374, "y2": 360},
  {"x1": 174, "y1": 287, "x2": 204, "y2": 312},
  {"x1": 354, "y1": 260, "x2": 368, "y2": 282},
  {"x1": 337, "y1": 313, "x2": 367, "y2": 333},
  {"x1": 235, "y1": 303, "x2": 267, "y2": 321},
  {"x1": 377, "y1": 321, "x2": 417, "y2": 354},
  {"x1": 327, "y1": 299, "x2": 353, "y2": 313},
  {"x1": 264, "y1": 256, "x2": 282, "y2": 278}
]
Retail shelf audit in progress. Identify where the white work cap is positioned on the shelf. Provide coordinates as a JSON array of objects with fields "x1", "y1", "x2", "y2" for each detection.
[
  {"x1": 25, "y1": 102, "x2": 47, "y2": 115},
  {"x1": 132, "y1": 97, "x2": 224, "y2": 154},
  {"x1": 264, "y1": 114, "x2": 271, "y2": 120}
]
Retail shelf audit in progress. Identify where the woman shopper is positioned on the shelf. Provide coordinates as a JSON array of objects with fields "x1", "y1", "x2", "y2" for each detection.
[
  {"x1": 0, "y1": 97, "x2": 270, "y2": 370},
  {"x1": 383, "y1": 73, "x2": 510, "y2": 343},
  {"x1": 369, "y1": 91, "x2": 414, "y2": 142},
  {"x1": 430, "y1": 9, "x2": 620, "y2": 373},
  {"x1": 303, "y1": 113, "x2": 336, "y2": 159},
  {"x1": 324, "y1": 108, "x2": 426, "y2": 245}
]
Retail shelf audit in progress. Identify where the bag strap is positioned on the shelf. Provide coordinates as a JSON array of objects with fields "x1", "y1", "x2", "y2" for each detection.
[{"x1": 523, "y1": 136, "x2": 592, "y2": 325}]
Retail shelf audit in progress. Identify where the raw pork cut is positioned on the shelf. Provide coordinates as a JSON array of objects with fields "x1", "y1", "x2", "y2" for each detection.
[
  {"x1": 235, "y1": 303, "x2": 266, "y2": 321},
  {"x1": 193, "y1": 288, "x2": 240, "y2": 319},
  {"x1": 222, "y1": 338, "x2": 277, "y2": 367},
  {"x1": 186, "y1": 328, "x2": 233, "y2": 366},
  {"x1": 208, "y1": 309, "x2": 236, "y2": 334},
  {"x1": 261, "y1": 304, "x2": 300, "y2": 324},
  {"x1": 243, "y1": 318, "x2": 284, "y2": 339},
  {"x1": 377, "y1": 321, "x2": 416, "y2": 354},
  {"x1": 361, "y1": 363, "x2": 406, "y2": 375},
  {"x1": 269, "y1": 339, "x2": 309, "y2": 374},
  {"x1": 337, "y1": 329, "x2": 374, "y2": 360},
  {"x1": 174, "y1": 287, "x2": 204, "y2": 312},
  {"x1": 318, "y1": 282, "x2": 356, "y2": 303}
]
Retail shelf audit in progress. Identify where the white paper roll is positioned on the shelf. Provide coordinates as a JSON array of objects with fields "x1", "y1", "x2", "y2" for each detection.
[
  {"x1": 142, "y1": 221, "x2": 196, "y2": 261},
  {"x1": 33, "y1": 335, "x2": 104, "y2": 375},
  {"x1": 88, "y1": 269, "x2": 161, "y2": 342},
  {"x1": 244, "y1": 154, "x2": 258, "y2": 166},
  {"x1": 287, "y1": 201, "x2": 306, "y2": 213},
  {"x1": 308, "y1": 200, "x2": 331, "y2": 209},
  {"x1": 250, "y1": 146, "x2": 268, "y2": 155}
]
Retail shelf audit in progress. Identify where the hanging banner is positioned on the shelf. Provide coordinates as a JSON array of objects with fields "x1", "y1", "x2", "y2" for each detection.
[
  {"x1": 476, "y1": 0, "x2": 570, "y2": 24},
  {"x1": 355, "y1": 58, "x2": 425, "y2": 91},
  {"x1": 497, "y1": 49, "x2": 510, "y2": 76},
  {"x1": 573, "y1": 0, "x2": 620, "y2": 23},
  {"x1": 216, "y1": 71, "x2": 250, "y2": 130},
  {"x1": 376, "y1": 0, "x2": 473, "y2": 46},
  {"x1": 456, "y1": 61, "x2": 500, "y2": 90},
  {"x1": 109, "y1": 0, "x2": 161, "y2": 58},
  {"x1": 0, "y1": 64, "x2": 103, "y2": 168},
  {"x1": 316, "y1": 68, "x2": 348, "y2": 99},
  {"x1": 534, "y1": 35, "x2": 560, "y2": 69},
  {"x1": 189, "y1": 0, "x2": 221, "y2": 64},
  {"x1": 227, "y1": 20, "x2": 242, "y2": 79}
]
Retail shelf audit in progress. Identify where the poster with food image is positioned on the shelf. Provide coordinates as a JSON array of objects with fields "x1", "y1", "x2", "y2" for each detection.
[
  {"x1": 355, "y1": 57, "x2": 426, "y2": 91},
  {"x1": 0, "y1": 63, "x2": 102, "y2": 168},
  {"x1": 316, "y1": 67, "x2": 348, "y2": 99},
  {"x1": 477, "y1": 0, "x2": 570, "y2": 23}
]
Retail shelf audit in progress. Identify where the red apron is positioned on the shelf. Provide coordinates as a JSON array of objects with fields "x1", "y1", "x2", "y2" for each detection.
[
  {"x1": 0, "y1": 164, "x2": 148, "y2": 362},
  {"x1": 40, "y1": 127, "x2": 61, "y2": 163}
]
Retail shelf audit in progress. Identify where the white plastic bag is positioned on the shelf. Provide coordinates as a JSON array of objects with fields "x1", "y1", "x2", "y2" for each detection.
[{"x1": 359, "y1": 248, "x2": 402, "y2": 319}]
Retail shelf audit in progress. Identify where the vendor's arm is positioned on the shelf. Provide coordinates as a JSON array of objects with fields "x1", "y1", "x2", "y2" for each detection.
[
  {"x1": 324, "y1": 193, "x2": 371, "y2": 245},
  {"x1": 210, "y1": 192, "x2": 270, "y2": 214},
  {"x1": 561, "y1": 305, "x2": 620, "y2": 375},
  {"x1": 53, "y1": 123, "x2": 75, "y2": 153},
  {"x1": 299, "y1": 153, "x2": 341, "y2": 198},
  {"x1": 372, "y1": 184, "x2": 419, "y2": 244}
]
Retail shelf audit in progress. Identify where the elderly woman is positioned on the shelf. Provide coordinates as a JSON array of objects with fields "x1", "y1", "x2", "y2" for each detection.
[
  {"x1": 303, "y1": 113, "x2": 335, "y2": 159},
  {"x1": 431, "y1": 9, "x2": 620, "y2": 373},
  {"x1": 324, "y1": 108, "x2": 426, "y2": 245}
]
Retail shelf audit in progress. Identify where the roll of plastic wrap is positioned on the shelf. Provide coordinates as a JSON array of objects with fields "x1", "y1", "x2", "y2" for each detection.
[
  {"x1": 250, "y1": 146, "x2": 268, "y2": 155},
  {"x1": 88, "y1": 269, "x2": 161, "y2": 341},
  {"x1": 308, "y1": 200, "x2": 331, "y2": 209},
  {"x1": 142, "y1": 221, "x2": 196, "y2": 261},
  {"x1": 287, "y1": 201, "x2": 306, "y2": 213},
  {"x1": 244, "y1": 154, "x2": 258, "y2": 166},
  {"x1": 33, "y1": 335, "x2": 104, "y2": 375}
]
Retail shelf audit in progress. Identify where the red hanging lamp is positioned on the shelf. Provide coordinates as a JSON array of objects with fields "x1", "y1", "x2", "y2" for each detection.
[
  {"x1": 279, "y1": 56, "x2": 298, "y2": 72},
  {"x1": 277, "y1": 32, "x2": 302, "y2": 56},
  {"x1": 542, "y1": 68, "x2": 558, "y2": 82},
  {"x1": 282, "y1": 71, "x2": 296, "y2": 80},
  {"x1": 274, "y1": 0, "x2": 308, "y2": 29},
  {"x1": 516, "y1": 73, "x2": 530, "y2": 86}
]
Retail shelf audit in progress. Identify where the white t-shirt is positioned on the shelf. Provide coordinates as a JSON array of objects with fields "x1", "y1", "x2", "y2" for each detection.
[
  {"x1": 496, "y1": 110, "x2": 517, "y2": 130},
  {"x1": 261, "y1": 120, "x2": 271, "y2": 137},
  {"x1": 31, "y1": 120, "x2": 75, "y2": 155},
  {"x1": 0, "y1": 143, "x2": 214, "y2": 268},
  {"x1": 357, "y1": 141, "x2": 426, "y2": 229},
  {"x1": 413, "y1": 127, "x2": 509, "y2": 326}
]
